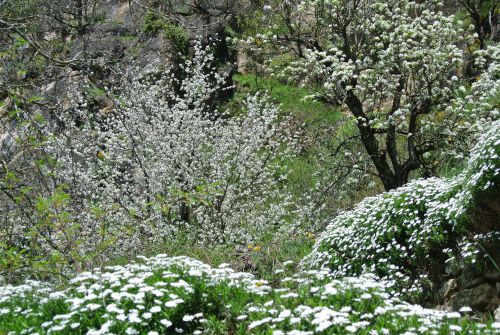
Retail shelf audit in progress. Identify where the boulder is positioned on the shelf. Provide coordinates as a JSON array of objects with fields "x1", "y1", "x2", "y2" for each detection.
[
  {"x1": 449, "y1": 283, "x2": 500, "y2": 311},
  {"x1": 438, "y1": 278, "x2": 458, "y2": 301},
  {"x1": 485, "y1": 271, "x2": 500, "y2": 282},
  {"x1": 458, "y1": 263, "x2": 485, "y2": 289}
]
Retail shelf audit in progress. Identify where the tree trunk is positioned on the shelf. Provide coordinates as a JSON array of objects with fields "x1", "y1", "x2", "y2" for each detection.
[
  {"x1": 75, "y1": 0, "x2": 85, "y2": 35},
  {"x1": 179, "y1": 200, "x2": 190, "y2": 223},
  {"x1": 345, "y1": 91, "x2": 400, "y2": 191}
]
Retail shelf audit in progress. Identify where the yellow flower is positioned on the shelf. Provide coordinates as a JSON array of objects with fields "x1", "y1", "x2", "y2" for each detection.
[{"x1": 253, "y1": 245, "x2": 261, "y2": 252}]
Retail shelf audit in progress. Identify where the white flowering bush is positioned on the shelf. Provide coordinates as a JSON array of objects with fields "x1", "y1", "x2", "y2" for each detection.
[
  {"x1": 440, "y1": 44, "x2": 500, "y2": 166},
  {"x1": 302, "y1": 120, "x2": 500, "y2": 298},
  {"x1": 0, "y1": 43, "x2": 298, "y2": 277},
  {"x1": 1, "y1": 255, "x2": 498, "y2": 334}
]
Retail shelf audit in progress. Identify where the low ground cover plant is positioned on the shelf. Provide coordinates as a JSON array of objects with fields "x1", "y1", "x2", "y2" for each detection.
[{"x1": 1, "y1": 255, "x2": 499, "y2": 335}]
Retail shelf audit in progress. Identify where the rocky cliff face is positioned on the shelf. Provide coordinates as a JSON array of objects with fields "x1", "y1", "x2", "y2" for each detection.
[
  {"x1": 437, "y1": 185, "x2": 500, "y2": 314},
  {"x1": 1, "y1": 0, "x2": 246, "y2": 162}
]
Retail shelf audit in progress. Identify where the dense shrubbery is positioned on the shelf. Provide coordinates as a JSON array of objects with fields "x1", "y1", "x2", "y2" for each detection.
[
  {"x1": 302, "y1": 120, "x2": 500, "y2": 299},
  {"x1": 0, "y1": 43, "x2": 307, "y2": 278},
  {"x1": 1, "y1": 255, "x2": 499, "y2": 335}
]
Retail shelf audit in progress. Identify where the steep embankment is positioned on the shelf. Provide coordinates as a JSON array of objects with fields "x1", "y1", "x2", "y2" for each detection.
[{"x1": 302, "y1": 120, "x2": 500, "y2": 310}]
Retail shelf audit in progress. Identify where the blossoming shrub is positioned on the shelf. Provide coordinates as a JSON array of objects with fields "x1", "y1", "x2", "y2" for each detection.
[
  {"x1": 49, "y1": 43, "x2": 296, "y2": 246},
  {"x1": 0, "y1": 43, "x2": 301, "y2": 278},
  {"x1": 1, "y1": 255, "x2": 498, "y2": 334},
  {"x1": 302, "y1": 121, "x2": 500, "y2": 298}
]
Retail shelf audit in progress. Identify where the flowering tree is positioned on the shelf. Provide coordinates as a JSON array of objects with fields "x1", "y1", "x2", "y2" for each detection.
[
  {"x1": 252, "y1": 0, "x2": 495, "y2": 191},
  {"x1": 0, "y1": 43, "x2": 297, "y2": 276}
]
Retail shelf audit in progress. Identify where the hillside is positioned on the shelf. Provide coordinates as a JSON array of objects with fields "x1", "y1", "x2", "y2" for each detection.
[
  {"x1": 1, "y1": 119, "x2": 499, "y2": 334},
  {"x1": 1, "y1": 1, "x2": 499, "y2": 334}
]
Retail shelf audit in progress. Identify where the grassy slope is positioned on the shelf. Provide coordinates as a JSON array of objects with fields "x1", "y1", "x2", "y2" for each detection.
[
  {"x1": 231, "y1": 74, "x2": 339, "y2": 122},
  {"x1": 230, "y1": 73, "x2": 345, "y2": 199}
]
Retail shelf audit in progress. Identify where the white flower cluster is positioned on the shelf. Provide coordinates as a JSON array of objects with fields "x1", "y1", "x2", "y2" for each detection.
[
  {"x1": 302, "y1": 120, "x2": 500, "y2": 293},
  {"x1": 295, "y1": 0, "x2": 469, "y2": 113},
  {"x1": 1, "y1": 255, "x2": 497, "y2": 334}
]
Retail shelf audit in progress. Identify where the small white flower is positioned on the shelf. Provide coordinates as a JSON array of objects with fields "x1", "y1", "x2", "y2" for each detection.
[
  {"x1": 160, "y1": 319, "x2": 172, "y2": 327},
  {"x1": 150, "y1": 306, "x2": 161, "y2": 313},
  {"x1": 125, "y1": 328, "x2": 139, "y2": 335}
]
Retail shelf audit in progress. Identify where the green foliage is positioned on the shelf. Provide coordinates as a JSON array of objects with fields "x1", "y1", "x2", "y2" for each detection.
[
  {"x1": 0, "y1": 184, "x2": 115, "y2": 281},
  {"x1": 142, "y1": 11, "x2": 165, "y2": 35},
  {"x1": 162, "y1": 23, "x2": 188, "y2": 53},
  {"x1": 159, "y1": 234, "x2": 314, "y2": 284},
  {"x1": 232, "y1": 74, "x2": 336, "y2": 120},
  {"x1": 142, "y1": 11, "x2": 188, "y2": 53},
  {"x1": 0, "y1": 243, "x2": 26, "y2": 281}
]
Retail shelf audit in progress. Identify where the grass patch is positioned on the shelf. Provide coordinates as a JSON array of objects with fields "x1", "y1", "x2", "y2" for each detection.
[
  {"x1": 119, "y1": 233, "x2": 316, "y2": 285},
  {"x1": 231, "y1": 73, "x2": 340, "y2": 124}
]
